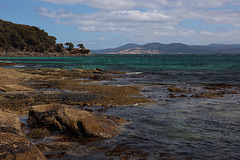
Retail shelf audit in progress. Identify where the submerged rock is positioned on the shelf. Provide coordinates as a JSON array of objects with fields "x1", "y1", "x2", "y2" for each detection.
[
  {"x1": 28, "y1": 103, "x2": 127, "y2": 138},
  {"x1": 168, "y1": 86, "x2": 188, "y2": 93},
  {"x1": 0, "y1": 109, "x2": 46, "y2": 160}
]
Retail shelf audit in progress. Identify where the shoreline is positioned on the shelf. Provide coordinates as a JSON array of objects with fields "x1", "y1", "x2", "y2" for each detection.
[
  {"x1": 0, "y1": 52, "x2": 92, "y2": 57},
  {"x1": 1, "y1": 60, "x2": 240, "y2": 159},
  {"x1": 0, "y1": 63, "x2": 152, "y2": 159}
]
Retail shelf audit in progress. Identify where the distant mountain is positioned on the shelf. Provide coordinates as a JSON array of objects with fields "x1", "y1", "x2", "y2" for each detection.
[
  {"x1": 91, "y1": 43, "x2": 139, "y2": 54},
  {"x1": 92, "y1": 43, "x2": 240, "y2": 54}
]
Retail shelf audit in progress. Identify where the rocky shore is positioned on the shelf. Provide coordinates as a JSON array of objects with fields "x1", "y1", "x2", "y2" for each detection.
[
  {"x1": 0, "y1": 64, "x2": 151, "y2": 159},
  {"x1": 0, "y1": 109, "x2": 46, "y2": 160},
  {"x1": 0, "y1": 62, "x2": 239, "y2": 159},
  {"x1": 0, "y1": 51, "x2": 91, "y2": 57}
]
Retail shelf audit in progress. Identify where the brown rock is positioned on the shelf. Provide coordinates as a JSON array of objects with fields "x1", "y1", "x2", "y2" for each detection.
[
  {"x1": 0, "y1": 109, "x2": 46, "y2": 160},
  {"x1": 28, "y1": 103, "x2": 67, "y2": 127},
  {"x1": 194, "y1": 93, "x2": 220, "y2": 98},
  {"x1": 28, "y1": 103, "x2": 127, "y2": 138},
  {"x1": 0, "y1": 132, "x2": 46, "y2": 160},
  {"x1": 0, "y1": 84, "x2": 35, "y2": 92},
  {"x1": 168, "y1": 86, "x2": 188, "y2": 92},
  {"x1": 0, "y1": 109, "x2": 24, "y2": 136},
  {"x1": 57, "y1": 107, "x2": 127, "y2": 138}
]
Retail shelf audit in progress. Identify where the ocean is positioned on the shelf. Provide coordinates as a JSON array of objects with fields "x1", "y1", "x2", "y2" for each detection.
[{"x1": 1, "y1": 54, "x2": 240, "y2": 159}]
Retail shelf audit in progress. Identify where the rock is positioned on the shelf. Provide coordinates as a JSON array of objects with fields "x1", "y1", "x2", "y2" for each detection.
[
  {"x1": 191, "y1": 92, "x2": 220, "y2": 98},
  {"x1": 179, "y1": 94, "x2": 188, "y2": 98},
  {"x1": 27, "y1": 128, "x2": 50, "y2": 139},
  {"x1": 28, "y1": 103, "x2": 67, "y2": 127},
  {"x1": 0, "y1": 62, "x2": 18, "y2": 66},
  {"x1": 0, "y1": 109, "x2": 24, "y2": 137},
  {"x1": 168, "y1": 86, "x2": 188, "y2": 92},
  {"x1": 57, "y1": 107, "x2": 126, "y2": 138},
  {"x1": 96, "y1": 68, "x2": 103, "y2": 71},
  {"x1": 0, "y1": 109, "x2": 46, "y2": 160},
  {"x1": 90, "y1": 75, "x2": 104, "y2": 80},
  {"x1": 0, "y1": 132, "x2": 46, "y2": 160},
  {"x1": 168, "y1": 93, "x2": 176, "y2": 98},
  {"x1": 28, "y1": 103, "x2": 127, "y2": 138},
  {"x1": 0, "y1": 84, "x2": 35, "y2": 92}
]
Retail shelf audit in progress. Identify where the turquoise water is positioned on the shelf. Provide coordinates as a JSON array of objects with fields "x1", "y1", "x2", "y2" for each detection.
[
  {"x1": 1, "y1": 54, "x2": 240, "y2": 71},
  {"x1": 1, "y1": 54, "x2": 240, "y2": 85},
  {"x1": 1, "y1": 54, "x2": 240, "y2": 159}
]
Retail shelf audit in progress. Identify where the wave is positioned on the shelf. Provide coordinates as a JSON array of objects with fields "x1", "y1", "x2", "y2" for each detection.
[
  {"x1": 126, "y1": 72, "x2": 143, "y2": 75},
  {"x1": 14, "y1": 64, "x2": 26, "y2": 68}
]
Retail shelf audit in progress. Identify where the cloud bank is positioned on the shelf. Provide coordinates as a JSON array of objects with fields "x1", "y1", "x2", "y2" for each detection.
[{"x1": 37, "y1": 0, "x2": 240, "y2": 46}]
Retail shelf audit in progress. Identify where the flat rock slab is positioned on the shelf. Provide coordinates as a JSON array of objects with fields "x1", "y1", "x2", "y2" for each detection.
[
  {"x1": 28, "y1": 103, "x2": 127, "y2": 138},
  {"x1": 0, "y1": 109, "x2": 46, "y2": 160},
  {"x1": 0, "y1": 84, "x2": 35, "y2": 92}
]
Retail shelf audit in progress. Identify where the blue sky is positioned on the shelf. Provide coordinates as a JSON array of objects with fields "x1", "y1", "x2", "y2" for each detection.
[{"x1": 1, "y1": 0, "x2": 240, "y2": 49}]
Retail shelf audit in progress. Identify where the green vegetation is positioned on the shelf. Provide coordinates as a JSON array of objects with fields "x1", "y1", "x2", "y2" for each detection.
[
  {"x1": 0, "y1": 19, "x2": 57, "y2": 52},
  {"x1": 77, "y1": 43, "x2": 85, "y2": 49},
  {"x1": 64, "y1": 42, "x2": 74, "y2": 50},
  {"x1": 0, "y1": 19, "x2": 91, "y2": 56}
]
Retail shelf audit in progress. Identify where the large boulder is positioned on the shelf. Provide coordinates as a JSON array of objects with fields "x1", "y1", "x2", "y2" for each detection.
[
  {"x1": 28, "y1": 103, "x2": 66, "y2": 127},
  {"x1": 57, "y1": 107, "x2": 126, "y2": 138},
  {"x1": 28, "y1": 104, "x2": 127, "y2": 138},
  {"x1": 0, "y1": 109, "x2": 46, "y2": 160}
]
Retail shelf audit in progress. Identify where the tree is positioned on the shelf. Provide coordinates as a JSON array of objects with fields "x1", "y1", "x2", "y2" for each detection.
[
  {"x1": 65, "y1": 42, "x2": 74, "y2": 50},
  {"x1": 77, "y1": 43, "x2": 85, "y2": 49},
  {"x1": 56, "y1": 43, "x2": 64, "y2": 52},
  {"x1": 0, "y1": 19, "x2": 59, "y2": 53},
  {"x1": 35, "y1": 43, "x2": 46, "y2": 53}
]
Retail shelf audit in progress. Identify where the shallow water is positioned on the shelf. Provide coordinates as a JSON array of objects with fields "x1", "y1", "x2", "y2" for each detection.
[
  {"x1": 20, "y1": 94, "x2": 240, "y2": 159},
  {"x1": 103, "y1": 93, "x2": 240, "y2": 159},
  {"x1": 19, "y1": 82, "x2": 240, "y2": 159}
]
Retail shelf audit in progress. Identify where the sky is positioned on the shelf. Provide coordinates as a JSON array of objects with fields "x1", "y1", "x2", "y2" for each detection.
[{"x1": 1, "y1": 0, "x2": 240, "y2": 50}]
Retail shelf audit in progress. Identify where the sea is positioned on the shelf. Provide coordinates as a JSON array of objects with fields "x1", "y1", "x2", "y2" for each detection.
[{"x1": 1, "y1": 54, "x2": 240, "y2": 159}]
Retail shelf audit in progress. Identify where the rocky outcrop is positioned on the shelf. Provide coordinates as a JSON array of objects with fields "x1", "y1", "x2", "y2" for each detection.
[
  {"x1": 0, "y1": 109, "x2": 46, "y2": 160},
  {"x1": 168, "y1": 86, "x2": 188, "y2": 92},
  {"x1": 28, "y1": 103, "x2": 127, "y2": 138},
  {"x1": 57, "y1": 107, "x2": 126, "y2": 138},
  {"x1": 0, "y1": 84, "x2": 35, "y2": 92}
]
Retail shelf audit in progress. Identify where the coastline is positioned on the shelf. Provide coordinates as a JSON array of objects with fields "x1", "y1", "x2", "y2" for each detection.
[
  {"x1": 0, "y1": 51, "x2": 92, "y2": 57},
  {"x1": 0, "y1": 63, "x2": 152, "y2": 159},
  {"x1": 0, "y1": 58, "x2": 240, "y2": 159}
]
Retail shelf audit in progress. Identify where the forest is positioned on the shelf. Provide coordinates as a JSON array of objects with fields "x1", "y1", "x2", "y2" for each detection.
[{"x1": 0, "y1": 19, "x2": 62, "y2": 53}]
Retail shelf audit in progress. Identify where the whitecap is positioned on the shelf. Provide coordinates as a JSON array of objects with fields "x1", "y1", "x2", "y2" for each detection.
[
  {"x1": 14, "y1": 64, "x2": 26, "y2": 68},
  {"x1": 126, "y1": 72, "x2": 142, "y2": 75}
]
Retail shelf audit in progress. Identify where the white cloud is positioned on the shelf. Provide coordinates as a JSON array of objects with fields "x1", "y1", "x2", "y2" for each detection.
[
  {"x1": 200, "y1": 31, "x2": 214, "y2": 36},
  {"x1": 36, "y1": 0, "x2": 240, "y2": 46},
  {"x1": 38, "y1": 0, "x2": 240, "y2": 10},
  {"x1": 36, "y1": 7, "x2": 79, "y2": 18}
]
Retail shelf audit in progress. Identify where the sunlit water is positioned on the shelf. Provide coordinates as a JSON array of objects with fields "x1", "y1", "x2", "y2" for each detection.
[{"x1": 2, "y1": 54, "x2": 240, "y2": 159}]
